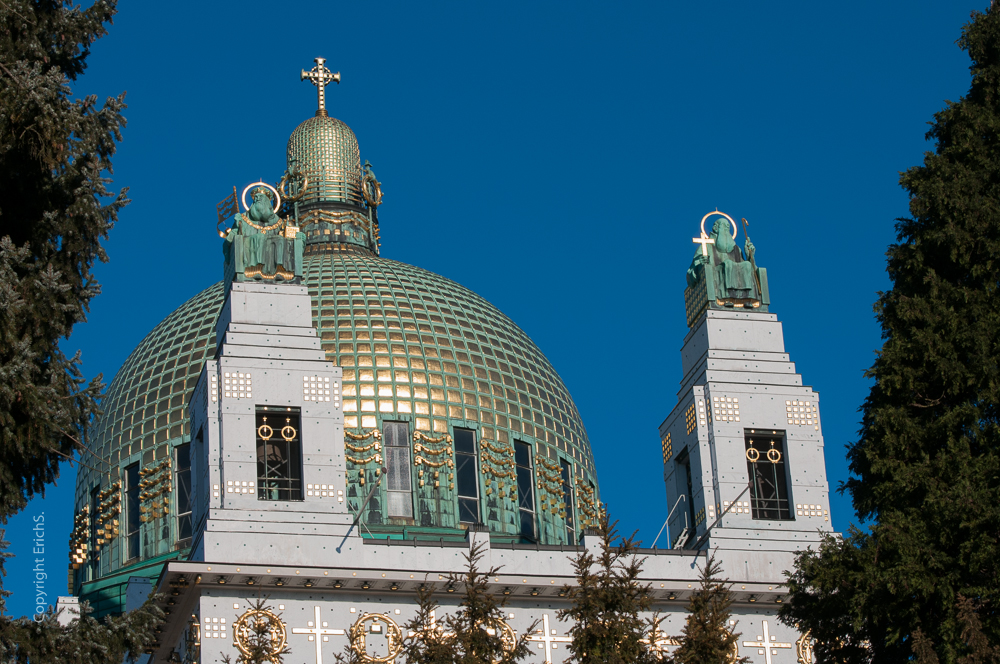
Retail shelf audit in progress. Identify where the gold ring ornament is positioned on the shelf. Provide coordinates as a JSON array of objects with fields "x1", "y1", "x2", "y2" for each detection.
[
  {"x1": 481, "y1": 618, "x2": 516, "y2": 654},
  {"x1": 700, "y1": 211, "x2": 738, "y2": 239},
  {"x1": 767, "y1": 447, "x2": 782, "y2": 463},
  {"x1": 281, "y1": 425, "x2": 297, "y2": 442},
  {"x1": 745, "y1": 447, "x2": 760, "y2": 462},
  {"x1": 277, "y1": 171, "x2": 310, "y2": 203},
  {"x1": 349, "y1": 612, "x2": 403, "y2": 663},
  {"x1": 242, "y1": 181, "x2": 282, "y2": 214},
  {"x1": 258, "y1": 423, "x2": 274, "y2": 440},
  {"x1": 234, "y1": 608, "x2": 287, "y2": 663},
  {"x1": 796, "y1": 630, "x2": 815, "y2": 664}
]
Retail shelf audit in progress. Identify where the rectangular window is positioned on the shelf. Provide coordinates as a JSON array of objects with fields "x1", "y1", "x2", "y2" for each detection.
[
  {"x1": 745, "y1": 431, "x2": 793, "y2": 520},
  {"x1": 383, "y1": 422, "x2": 413, "y2": 518},
  {"x1": 256, "y1": 407, "x2": 303, "y2": 501},
  {"x1": 560, "y1": 459, "x2": 576, "y2": 544},
  {"x1": 175, "y1": 443, "x2": 193, "y2": 542},
  {"x1": 454, "y1": 428, "x2": 480, "y2": 525},
  {"x1": 124, "y1": 463, "x2": 140, "y2": 562},
  {"x1": 514, "y1": 441, "x2": 535, "y2": 540}
]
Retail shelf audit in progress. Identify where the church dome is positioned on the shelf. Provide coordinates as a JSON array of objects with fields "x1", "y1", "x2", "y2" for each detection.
[
  {"x1": 73, "y1": 254, "x2": 597, "y2": 611},
  {"x1": 71, "y1": 61, "x2": 597, "y2": 614},
  {"x1": 286, "y1": 115, "x2": 363, "y2": 208}
]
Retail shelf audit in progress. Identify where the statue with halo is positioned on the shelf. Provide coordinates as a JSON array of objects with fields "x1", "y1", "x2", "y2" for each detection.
[
  {"x1": 685, "y1": 211, "x2": 769, "y2": 326},
  {"x1": 218, "y1": 181, "x2": 304, "y2": 288}
]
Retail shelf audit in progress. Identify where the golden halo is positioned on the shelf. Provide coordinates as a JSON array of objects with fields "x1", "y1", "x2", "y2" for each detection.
[
  {"x1": 700, "y1": 211, "x2": 738, "y2": 239},
  {"x1": 241, "y1": 181, "x2": 282, "y2": 214}
]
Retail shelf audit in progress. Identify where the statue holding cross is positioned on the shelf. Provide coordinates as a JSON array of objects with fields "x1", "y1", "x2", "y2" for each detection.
[{"x1": 685, "y1": 211, "x2": 769, "y2": 317}]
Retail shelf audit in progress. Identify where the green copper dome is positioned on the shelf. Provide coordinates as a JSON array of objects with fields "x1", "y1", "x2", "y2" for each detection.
[
  {"x1": 72, "y1": 67, "x2": 597, "y2": 614},
  {"x1": 73, "y1": 254, "x2": 597, "y2": 613},
  {"x1": 287, "y1": 115, "x2": 363, "y2": 208}
]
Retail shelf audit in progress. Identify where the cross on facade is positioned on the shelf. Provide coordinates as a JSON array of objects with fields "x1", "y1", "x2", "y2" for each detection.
[
  {"x1": 527, "y1": 613, "x2": 572, "y2": 664},
  {"x1": 693, "y1": 231, "x2": 716, "y2": 257},
  {"x1": 301, "y1": 57, "x2": 341, "y2": 117},
  {"x1": 291, "y1": 606, "x2": 346, "y2": 664},
  {"x1": 741, "y1": 620, "x2": 792, "y2": 664}
]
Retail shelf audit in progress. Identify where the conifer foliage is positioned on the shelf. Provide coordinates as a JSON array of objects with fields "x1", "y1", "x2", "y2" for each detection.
[
  {"x1": 670, "y1": 554, "x2": 747, "y2": 664},
  {"x1": 0, "y1": 0, "x2": 128, "y2": 520},
  {"x1": 400, "y1": 540, "x2": 533, "y2": 664},
  {"x1": 0, "y1": 530, "x2": 163, "y2": 663},
  {"x1": 558, "y1": 510, "x2": 662, "y2": 664},
  {"x1": 782, "y1": 6, "x2": 1000, "y2": 661}
]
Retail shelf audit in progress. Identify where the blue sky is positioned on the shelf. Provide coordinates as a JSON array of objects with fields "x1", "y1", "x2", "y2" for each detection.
[{"x1": 3, "y1": 0, "x2": 982, "y2": 618}]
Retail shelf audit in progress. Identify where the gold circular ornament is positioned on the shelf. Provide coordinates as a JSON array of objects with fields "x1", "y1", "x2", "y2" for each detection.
[
  {"x1": 363, "y1": 175, "x2": 383, "y2": 208},
  {"x1": 233, "y1": 608, "x2": 287, "y2": 663},
  {"x1": 258, "y1": 424, "x2": 274, "y2": 440},
  {"x1": 745, "y1": 447, "x2": 760, "y2": 462},
  {"x1": 349, "y1": 612, "x2": 403, "y2": 663},
  {"x1": 242, "y1": 181, "x2": 282, "y2": 214},
  {"x1": 767, "y1": 447, "x2": 782, "y2": 463},
  {"x1": 281, "y1": 425, "x2": 298, "y2": 441},
  {"x1": 481, "y1": 618, "x2": 516, "y2": 656},
  {"x1": 796, "y1": 630, "x2": 815, "y2": 664},
  {"x1": 700, "y1": 211, "x2": 738, "y2": 240}
]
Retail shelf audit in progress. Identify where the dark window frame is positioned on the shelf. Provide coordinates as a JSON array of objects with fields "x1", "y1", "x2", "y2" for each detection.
[
  {"x1": 175, "y1": 443, "x2": 193, "y2": 543},
  {"x1": 514, "y1": 441, "x2": 536, "y2": 541},
  {"x1": 454, "y1": 428, "x2": 480, "y2": 525},
  {"x1": 560, "y1": 459, "x2": 576, "y2": 545},
  {"x1": 383, "y1": 422, "x2": 413, "y2": 519},
  {"x1": 256, "y1": 406, "x2": 303, "y2": 501},
  {"x1": 124, "y1": 463, "x2": 141, "y2": 563},
  {"x1": 744, "y1": 431, "x2": 794, "y2": 521}
]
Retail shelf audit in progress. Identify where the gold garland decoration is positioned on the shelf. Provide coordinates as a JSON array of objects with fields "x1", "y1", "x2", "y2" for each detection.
[
  {"x1": 345, "y1": 429, "x2": 382, "y2": 441},
  {"x1": 347, "y1": 453, "x2": 382, "y2": 465},
  {"x1": 535, "y1": 455, "x2": 561, "y2": 473},
  {"x1": 244, "y1": 264, "x2": 294, "y2": 281},
  {"x1": 483, "y1": 467, "x2": 516, "y2": 480},
  {"x1": 414, "y1": 442, "x2": 452, "y2": 456},
  {"x1": 237, "y1": 212, "x2": 284, "y2": 234},
  {"x1": 482, "y1": 450, "x2": 514, "y2": 467},
  {"x1": 480, "y1": 439, "x2": 513, "y2": 455},
  {"x1": 345, "y1": 439, "x2": 381, "y2": 453},
  {"x1": 413, "y1": 431, "x2": 452, "y2": 445},
  {"x1": 415, "y1": 455, "x2": 454, "y2": 469}
]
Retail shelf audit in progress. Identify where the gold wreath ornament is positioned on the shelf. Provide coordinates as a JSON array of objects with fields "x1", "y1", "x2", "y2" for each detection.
[
  {"x1": 349, "y1": 613, "x2": 403, "y2": 663},
  {"x1": 767, "y1": 446, "x2": 782, "y2": 463},
  {"x1": 746, "y1": 447, "x2": 760, "y2": 462},
  {"x1": 233, "y1": 608, "x2": 287, "y2": 664}
]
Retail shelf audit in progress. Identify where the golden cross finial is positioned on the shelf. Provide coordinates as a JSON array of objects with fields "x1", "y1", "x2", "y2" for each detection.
[{"x1": 301, "y1": 57, "x2": 341, "y2": 117}]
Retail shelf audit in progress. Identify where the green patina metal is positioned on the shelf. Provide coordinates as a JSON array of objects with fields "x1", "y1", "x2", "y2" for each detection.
[
  {"x1": 223, "y1": 186, "x2": 304, "y2": 287},
  {"x1": 684, "y1": 214, "x2": 770, "y2": 327},
  {"x1": 72, "y1": 60, "x2": 598, "y2": 615}
]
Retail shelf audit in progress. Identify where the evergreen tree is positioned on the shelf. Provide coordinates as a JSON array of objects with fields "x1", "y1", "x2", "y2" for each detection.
[
  {"x1": 0, "y1": 530, "x2": 164, "y2": 663},
  {"x1": 221, "y1": 597, "x2": 290, "y2": 664},
  {"x1": 401, "y1": 540, "x2": 533, "y2": 664},
  {"x1": 781, "y1": 6, "x2": 1000, "y2": 661},
  {"x1": 0, "y1": 0, "x2": 128, "y2": 521},
  {"x1": 558, "y1": 509, "x2": 661, "y2": 664},
  {"x1": 400, "y1": 582, "x2": 454, "y2": 664},
  {"x1": 670, "y1": 554, "x2": 747, "y2": 664}
]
